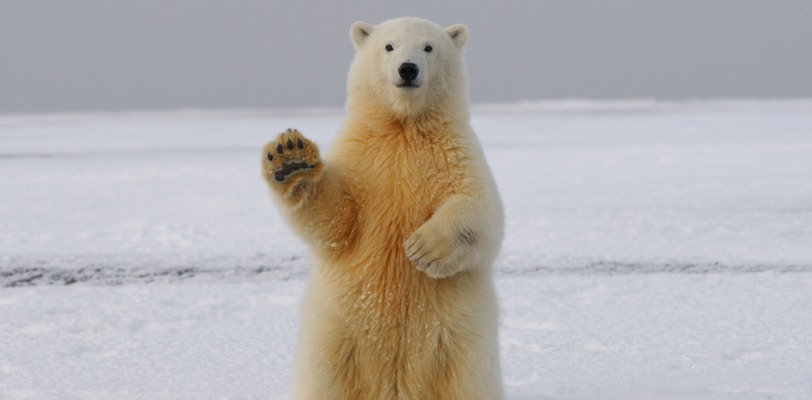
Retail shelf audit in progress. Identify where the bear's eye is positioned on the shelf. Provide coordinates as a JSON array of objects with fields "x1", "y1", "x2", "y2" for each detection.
[
  {"x1": 424, "y1": 45, "x2": 433, "y2": 53},
  {"x1": 385, "y1": 44, "x2": 394, "y2": 52}
]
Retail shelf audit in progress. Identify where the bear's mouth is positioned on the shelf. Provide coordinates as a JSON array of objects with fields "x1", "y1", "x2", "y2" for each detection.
[{"x1": 396, "y1": 83, "x2": 420, "y2": 89}]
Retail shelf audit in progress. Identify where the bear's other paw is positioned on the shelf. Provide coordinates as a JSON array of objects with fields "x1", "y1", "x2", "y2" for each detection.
[
  {"x1": 262, "y1": 129, "x2": 323, "y2": 189},
  {"x1": 405, "y1": 224, "x2": 465, "y2": 279}
]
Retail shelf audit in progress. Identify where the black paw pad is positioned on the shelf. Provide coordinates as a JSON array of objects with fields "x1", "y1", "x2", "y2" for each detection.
[
  {"x1": 276, "y1": 144, "x2": 284, "y2": 154},
  {"x1": 297, "y1": 138, "x2": 304, "y2": 149},
  {"x1": 273, "y1": 161, "x2": 315, "y2": 182},
  {"x1": 286, "y1": 139, "x2": 294, "y2": 150},
  {"x1": 267, "y1": 153, "x2": 274, "y2": 162}
]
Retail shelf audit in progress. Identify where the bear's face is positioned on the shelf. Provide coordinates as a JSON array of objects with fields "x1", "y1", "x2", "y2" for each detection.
[{"x1": 348, "y1": 17, "x2": 469, "y2": 118}]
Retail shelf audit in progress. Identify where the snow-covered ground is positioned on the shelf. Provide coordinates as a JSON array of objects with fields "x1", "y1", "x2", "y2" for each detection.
[{"x1": 1, "y1": 100, "x2": 811, "y2": 399}]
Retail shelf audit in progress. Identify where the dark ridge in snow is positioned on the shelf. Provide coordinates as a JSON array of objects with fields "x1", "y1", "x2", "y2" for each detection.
[
  {"x1": 0, "y1": 265, "x2": 304, "y2": 288},
  {"x1": 2, "y1": 267, "x2": 243, "y2": 287},
  {"x1": 0, "y1": 254, "x2": 309, "y2": 287},
  {"x1": 499, "y1": 262, "x2": 812, "y2": 277},
  {"x1": 3, "y1": 258, "x2": 811, "y2": 288}
]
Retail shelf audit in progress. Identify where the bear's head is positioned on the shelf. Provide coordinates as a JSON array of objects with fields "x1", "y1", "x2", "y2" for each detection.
[{"x1": 347, "y1": 17, "x2": 469, "y2": 119}]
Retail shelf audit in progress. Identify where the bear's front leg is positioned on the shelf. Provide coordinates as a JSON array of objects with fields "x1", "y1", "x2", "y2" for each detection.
[
  {"x1": 262, "y1": 129, "x2": 360, "y2": 255},
  {"x1": 262, "y1": 129, "x2": 324, "y2": 205},
  {"x1": 404, "y1": 195, "x2": 484, "y2": 279}
]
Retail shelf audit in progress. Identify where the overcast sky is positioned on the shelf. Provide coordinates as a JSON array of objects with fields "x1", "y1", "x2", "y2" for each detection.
[{"x1": 1, "y1": 0, "x2": 811, "y2": 114}]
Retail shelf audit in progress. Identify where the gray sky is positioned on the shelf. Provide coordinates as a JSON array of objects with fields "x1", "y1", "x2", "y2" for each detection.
[{"x1": 1, "y1": 0, "x2": 811, "y2": 114}]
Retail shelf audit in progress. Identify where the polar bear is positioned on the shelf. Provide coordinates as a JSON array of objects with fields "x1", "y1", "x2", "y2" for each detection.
[{"x1": 261, "y1": 17, "x2": 504, "y2": 400}]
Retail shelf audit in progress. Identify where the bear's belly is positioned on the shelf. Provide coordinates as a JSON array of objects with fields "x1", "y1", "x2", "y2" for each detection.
[
  {"x1": 323, "y1": 259, "x2": 481, "y2": 398},
  {"x1": 331, "y1": 172, "x2": 462, "y2": 332}
]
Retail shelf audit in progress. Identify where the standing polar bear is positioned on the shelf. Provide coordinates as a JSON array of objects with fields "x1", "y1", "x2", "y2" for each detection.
[{"x1": 262, "y1": 17, "x2": 504, "y2": 400}]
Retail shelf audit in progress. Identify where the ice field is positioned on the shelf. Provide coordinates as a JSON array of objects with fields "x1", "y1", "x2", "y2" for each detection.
[{"x1": 1, "y1": 100, "x2": 811, "y2": 399}]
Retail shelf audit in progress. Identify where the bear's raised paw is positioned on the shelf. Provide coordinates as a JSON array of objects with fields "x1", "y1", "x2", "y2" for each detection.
[{"x1": 262, "y1": 129, "x2": 322, "y2": 185}]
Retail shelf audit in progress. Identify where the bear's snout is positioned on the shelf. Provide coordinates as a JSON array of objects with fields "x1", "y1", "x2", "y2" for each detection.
[{"x1": 398, "y1": 62, "x2": 419, "y2": 85}]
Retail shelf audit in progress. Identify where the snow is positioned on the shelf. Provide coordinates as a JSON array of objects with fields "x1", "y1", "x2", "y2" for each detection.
[{"x1": 2, "y1": 100, "x2": 812, "y2": 399}]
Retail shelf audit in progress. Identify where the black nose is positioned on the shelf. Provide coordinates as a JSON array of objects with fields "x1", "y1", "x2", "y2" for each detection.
[{"x1": 398, "y1": 62, "x2": 419, "y2": 83}]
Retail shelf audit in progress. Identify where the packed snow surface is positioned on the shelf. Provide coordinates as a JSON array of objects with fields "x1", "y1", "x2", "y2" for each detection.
[{"x1": 1, "y1": 100, "x2": 811, "y2": 399}]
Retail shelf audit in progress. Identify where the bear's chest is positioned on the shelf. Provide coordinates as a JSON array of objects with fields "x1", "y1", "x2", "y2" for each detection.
[{"x1": 356, "y1": 134, "x2": 459, "y2": 216}]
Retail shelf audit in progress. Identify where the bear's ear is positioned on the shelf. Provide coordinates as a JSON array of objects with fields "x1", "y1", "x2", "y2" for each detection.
[
  {"x1": 445, "y1": 24, "x2": 469, "y2": 48},
  {"x1": 350, "y1": 21, "x2": 375, "y2": 48}
]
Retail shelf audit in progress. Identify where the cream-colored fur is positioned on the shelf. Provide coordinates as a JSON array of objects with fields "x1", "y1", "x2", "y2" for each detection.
[{"x1": 262, "y1": 17, "x2": 504, "y2": 400}]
